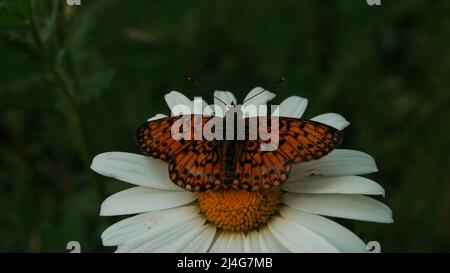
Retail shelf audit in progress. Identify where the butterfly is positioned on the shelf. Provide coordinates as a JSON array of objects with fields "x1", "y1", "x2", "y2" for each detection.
[{"x1": 136, "y1": 102, "x2": 343, "y2": 192}]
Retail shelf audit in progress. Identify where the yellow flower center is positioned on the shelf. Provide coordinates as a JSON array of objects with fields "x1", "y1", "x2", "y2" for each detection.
[{"x1": 198, "y1": 188, "x2": 281, "y2": 232}]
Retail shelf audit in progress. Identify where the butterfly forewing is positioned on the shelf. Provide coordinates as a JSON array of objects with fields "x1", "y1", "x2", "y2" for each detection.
[
  {"x1": 136, "y1": 115, "x2": 210, "y2": 161},
  {"x1": 277, "y1": 118, "x2": 343, "y2": 163}
]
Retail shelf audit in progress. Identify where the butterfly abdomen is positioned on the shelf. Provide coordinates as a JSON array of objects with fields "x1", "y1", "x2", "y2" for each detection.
[{"x1": 222, "y1": 141, "x2": 238, "y2": 187}]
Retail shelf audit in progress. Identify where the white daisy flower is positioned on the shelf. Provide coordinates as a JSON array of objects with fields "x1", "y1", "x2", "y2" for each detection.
[{"x1": 91, "y1": 87, "x2": 393, "y2": 253}]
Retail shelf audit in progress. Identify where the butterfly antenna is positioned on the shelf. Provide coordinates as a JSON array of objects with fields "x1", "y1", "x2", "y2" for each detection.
[
  {"x1": 186, "y1": 76, "x2": 227, "y2": 106},
  {"x1": 242, "y1": 76, "x2": 286, "y2": 104}
]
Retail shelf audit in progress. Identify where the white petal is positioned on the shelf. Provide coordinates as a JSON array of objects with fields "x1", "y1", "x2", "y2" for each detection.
[
  {"x1": 283, "y1": 193, "x2": 394, "y2": 223},
  {"x1": 243, "y1": 231, "x2": 263, "y2": 253},
  {"x1": 258, "y1": 227, "x2": 290, "y2": 253},
  {"x1": 117, "y1": 216, "x2": 207, "y2": 253},
  {"x1": 242, "y1": 87, "x2": 276, "y2": 107},
  {"x1": 102, "y1": 211, "x2": 159, "y2": 246},
  {"x1": 290, "y1": 149, "x2": 378, "y2": 180},
  {"x1": 214, "y1": 91, "x2": 236, "y2": 117},
  {"x1": 283, "y1": 175, "x2": 385, "y2": 196},
  {"x1": 180, "y1": 224, "x2": 216, "y2": 253},
  {"x1": 210, "y1": 231, "x2": 246, "y2": 253},
  {"x1": 279, "y1": 96, "x2": 308, "y2": 118},
  {"x1": 165, "y1": 91, "x2": 192, "y2": 114},
  {"x1": 112, "y1": 207, "x2": 199, "y2": 251},
  {"x1": 193, "y1": 97, "x2": 209, "y2": 114},
  {"x1": 147, "y1": 113, "x2": 168, "y2": 121},
  {"x1": 268, "y1": 216, "x2": 340, "y2": 253},
  {"x1": 91, "y1": 152, "x2": 181, "y2": 191},
  {"x1": 311, "y1": 113, "x2": 350, "y2": 130},
  {"x1": 278, "y1": 206, "x2": 367, "y2": 252},
  {"x1": 100, "y1": 186, "x2": 197, "y2": 216},
  {"x1": 101, "y1": 206, "x2": 199, "y2": 246}
]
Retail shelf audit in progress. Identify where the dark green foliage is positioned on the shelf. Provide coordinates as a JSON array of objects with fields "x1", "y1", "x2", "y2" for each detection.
[{"x1": 0, "y1": 0, "x2": 449, "y2": 252}]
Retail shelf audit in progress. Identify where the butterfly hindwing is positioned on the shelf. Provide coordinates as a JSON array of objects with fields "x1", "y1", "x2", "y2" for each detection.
[
  {"x1": 169, "y1": 140, "x2": 224, "y2": 191},
  {"x1": 231, "y1": 140, "x2": 288, "y2": 191}
]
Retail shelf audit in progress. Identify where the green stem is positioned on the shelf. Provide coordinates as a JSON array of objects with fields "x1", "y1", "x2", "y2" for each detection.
[{"x1": 24, "y1": 0, "x2": 106, "y2": 201}]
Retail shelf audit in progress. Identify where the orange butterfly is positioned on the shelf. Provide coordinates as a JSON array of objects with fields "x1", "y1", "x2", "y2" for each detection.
[{"x1": 136, "y1": 108, "x2": 343, "y2": 192}]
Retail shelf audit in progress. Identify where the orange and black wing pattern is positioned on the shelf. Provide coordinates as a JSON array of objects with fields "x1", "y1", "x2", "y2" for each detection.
[
  {"x1": 276, "y1": 118, "x2": 343, "y2": 163},
  {"x1": 231, "y1": 117, "x2": 343, "y2": 191},
  {"x1": 137, "y1": 116, "x2": 187, "y2": 160},
  {"x1": 168, "y1": 139, "x2": 224, "y2": 191},
  {"x1": 137, "y1": 115, "x2": 342, "y2": 192},
  {"x1": 136, "y1": 115, "x2": 225, "y2": 191}
]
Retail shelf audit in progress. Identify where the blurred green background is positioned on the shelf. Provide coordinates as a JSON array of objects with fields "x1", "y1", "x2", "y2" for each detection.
[{"x1": 1, "y1": 0, "x2": 449, "y2": 252}]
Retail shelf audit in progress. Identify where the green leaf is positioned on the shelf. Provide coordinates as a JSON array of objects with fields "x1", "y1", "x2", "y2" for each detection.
[{"x1": 41, "y1": 0, "x2": 61, "y2": 43}]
